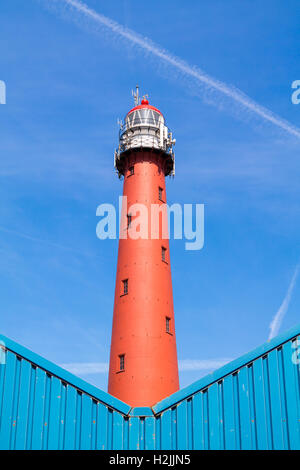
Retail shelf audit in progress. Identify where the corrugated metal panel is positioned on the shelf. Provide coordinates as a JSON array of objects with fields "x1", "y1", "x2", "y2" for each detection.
[
  {"x1": 154, "y1": 326, "x2": 300, "y2": 450},
  {"x1": 0, "y1": 335, "x2": 133, "y2": 450},
  {"x1": 0, "y1": 324, "x2": 300, "y2": 449}
]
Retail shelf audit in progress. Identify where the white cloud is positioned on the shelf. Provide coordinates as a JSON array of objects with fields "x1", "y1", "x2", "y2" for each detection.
[
  {"x1": 178, "y1": 358, "x2": 231, "y2": 371},
  {"x1": 268, "y1": 263, "x2": 300, "y2": 340},
  {"x1": 60, "y1": 362, "x2": 109, "y2": 375},
  {"x1": 41, "y1": 0, "x2": 300, "y2": 140}
]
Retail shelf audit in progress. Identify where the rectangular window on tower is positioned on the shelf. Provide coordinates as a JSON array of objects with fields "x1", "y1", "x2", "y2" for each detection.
[
  {"x1": 119, "y1": 354, "x2": 125, "y2": 371},
  {"x1": 158, "y1": 186, "x2": 163, "y2": 201},
  {"x1": 166, "y1": 317, "x2": 171, "y2": 334},
  {"x1": 161, "y1": 246, "x2": 167, "y2": 263},
  {"x1": 122, "y1": 279, "x2": 128, "y2": 295},
  {"x1": 128, "y1": 166, "x2": 134, "y2": 177},
  {"x1": 127, "y1": 214, "x2": 132, "y2": 228}
]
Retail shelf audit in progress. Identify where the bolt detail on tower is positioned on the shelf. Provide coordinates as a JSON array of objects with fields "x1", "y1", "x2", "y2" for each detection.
[{"x1": 108, "y1": 88, "x2": 179, "y2": 407}]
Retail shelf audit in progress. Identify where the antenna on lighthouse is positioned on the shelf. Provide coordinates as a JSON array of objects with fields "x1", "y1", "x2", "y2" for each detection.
[{"x1": 132, "y1": 85, "x2": 140, "y2": 106}]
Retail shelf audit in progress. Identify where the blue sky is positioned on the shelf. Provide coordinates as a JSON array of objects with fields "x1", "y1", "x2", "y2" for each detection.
[{"x1": 0, "y1": 0, "x2": 300, "y2": 392}]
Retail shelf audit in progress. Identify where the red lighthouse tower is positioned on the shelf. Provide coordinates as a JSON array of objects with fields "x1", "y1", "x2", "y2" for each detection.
[{"x1": 108, "y1": 88, "x2": 179, "y2": 407}]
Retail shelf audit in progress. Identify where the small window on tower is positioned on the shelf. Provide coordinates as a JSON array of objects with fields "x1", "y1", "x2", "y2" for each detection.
[
  {"x1": 122, "y1": 279, "x2": 128, "y2": 295},
  {"x1": 166, "y1": 317, "x2": 171, "y2": 333},
  {"x1": 119, "y1": 354, "x2": 125, "y2": 371},
  {"x1": 158, "y1": 187, "x2": 163, "y2": 201},
  {"x1": 161, "y1": 246, "x2": 167, "y2": 262},
  {"x1": 128, "y1": 166, "x2": 134, "y2": 176},
  {"x1": 127, "y1": 214, "x2": 132, "y2": 228}
]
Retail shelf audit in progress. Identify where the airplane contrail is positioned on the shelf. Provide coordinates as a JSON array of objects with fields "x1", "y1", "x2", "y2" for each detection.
[
  {"x1": 40, "y1": 0, "x2": 300, "y2": 139},
  {"x1": 268, "y1": 264, "x2": 300, "y2": 340}
]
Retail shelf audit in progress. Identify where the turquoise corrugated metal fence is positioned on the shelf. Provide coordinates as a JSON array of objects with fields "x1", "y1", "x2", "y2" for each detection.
[{"x1": 0, "y1": 325, "x2": 300, "y2": 450}]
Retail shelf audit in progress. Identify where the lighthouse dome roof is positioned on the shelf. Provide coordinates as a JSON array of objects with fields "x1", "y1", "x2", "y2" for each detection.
[
  {"x1": 127, "y1": 98, "x2": 163, "y2": 117},
  {"x1": 115, "y1": 95, "x2": 175, "y2": 177}
]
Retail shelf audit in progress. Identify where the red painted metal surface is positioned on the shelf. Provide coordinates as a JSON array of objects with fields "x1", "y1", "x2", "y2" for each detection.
[
  {"x1": 127, "y1": 102, "x2": 163, "y2": 116},
  {"x1": 108, "y1": 146, "x2": 179, "y2": 406}
]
